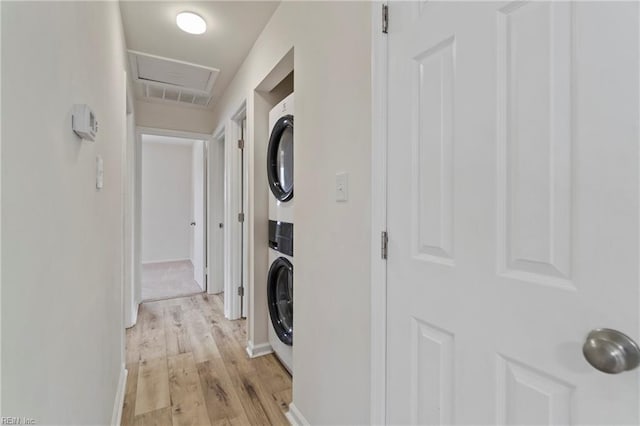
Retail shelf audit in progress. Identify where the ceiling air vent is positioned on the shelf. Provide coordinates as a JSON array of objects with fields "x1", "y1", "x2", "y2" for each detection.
[{"x1": 128, "y1": 50, "x2": 220, "y2": 108}]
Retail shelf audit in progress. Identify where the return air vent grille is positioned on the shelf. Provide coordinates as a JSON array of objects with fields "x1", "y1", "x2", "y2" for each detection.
[{"x1": 128, "y1": 50, "x2": 220, "y2": 108}]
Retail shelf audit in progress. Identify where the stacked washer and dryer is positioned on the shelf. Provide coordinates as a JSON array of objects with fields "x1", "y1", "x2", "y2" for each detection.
[{"x1": 266, "y1": 93, "x2": 294, "y2": 374}]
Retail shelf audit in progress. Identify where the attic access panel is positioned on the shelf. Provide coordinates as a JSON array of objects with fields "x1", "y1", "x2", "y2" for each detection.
[
  {"x1": 136, "y1": 54, "x2": 211, "y2": 91},
  {"x1": 128, "y1": 50, "x2": 220, "y2": 107}
]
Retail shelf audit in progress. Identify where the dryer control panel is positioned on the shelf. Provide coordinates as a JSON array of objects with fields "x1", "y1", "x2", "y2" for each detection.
[{"x1": 269, "y1": 220, "x2": 293, "y2": 256}]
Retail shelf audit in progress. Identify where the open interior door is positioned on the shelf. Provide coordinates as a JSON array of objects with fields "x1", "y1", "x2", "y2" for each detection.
[{"x1": 386, "y1": 2, "x2": 640, "y2": 424}]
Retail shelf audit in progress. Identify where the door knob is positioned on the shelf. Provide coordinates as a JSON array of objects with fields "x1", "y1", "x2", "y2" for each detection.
[
  {"x1": 190, "y1": 222, "x2": 196, "y2": 226},
  {"x1": 582, "y1": 328, "x2": 640, "y2": 374}
]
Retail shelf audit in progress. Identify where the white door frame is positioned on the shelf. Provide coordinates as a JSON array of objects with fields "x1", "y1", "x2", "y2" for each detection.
[
  {"x1": 212, "y1": 100, "x2": 248, "y2": 321},
  {"x1": 135, "y1": 126, "x2": 212, "y2": 296},
  {"x1": 370, "y1": 2, "x2": 388, "y2": 424},
  {"x1": 212, "y1": 125, "x2": 226, "y2": 297},
  {"x1": 123, "y1": 75, "x2": 136, "y2": 330},
  {"x1": 232, "y1": 105, "x2": 249, "y2": 320}
]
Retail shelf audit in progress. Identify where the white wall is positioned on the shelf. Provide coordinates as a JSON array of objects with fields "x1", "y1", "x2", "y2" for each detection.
[
  {"x1": 1, "y1": 2, "x2": 130, "y2": 423},
  {"x1": 141, "y1": 136, "x2": 193, "y2": 263},
  {"x1": 209, "y1": 3, "x2": 372, "y2": 423},
  {"x1": 135, "y1": 100, "x2": 214, "y2": 135}
]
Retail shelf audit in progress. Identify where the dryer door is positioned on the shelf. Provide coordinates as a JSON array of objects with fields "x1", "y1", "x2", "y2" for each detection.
[
  {"x1": 267, "y1": 115, "x2": 294, "y2": 202},
  {"x1": 267, "y1": 256, "x2": 293, "y2": 345}
]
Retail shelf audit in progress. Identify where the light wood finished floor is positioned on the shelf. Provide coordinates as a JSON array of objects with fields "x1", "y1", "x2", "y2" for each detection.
[{"x1": 122, "y1": 293, "x2": 292, "y2": 426}]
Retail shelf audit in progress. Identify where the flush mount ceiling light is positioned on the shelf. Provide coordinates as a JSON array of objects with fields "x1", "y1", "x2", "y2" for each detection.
[{"x1": 176, "y1": 12, "x2": 207, "y2": 35}]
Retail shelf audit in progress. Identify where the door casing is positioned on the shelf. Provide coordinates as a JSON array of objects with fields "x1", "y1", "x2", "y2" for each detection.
[
  {"x1": 135, "y1": 126, "x2": 213, "y2": 303},
  {"x1": 370, "y1": 2, "x2": 389, "y2": 424}
]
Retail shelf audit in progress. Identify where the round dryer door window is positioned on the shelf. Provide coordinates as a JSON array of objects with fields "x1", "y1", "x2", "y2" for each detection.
[
  {"x1": 267, "y1": 115, "x2": 294, "y2": 202},
  {"x1": 267, "y1": 257, "x2": 293, "y2": 346}
]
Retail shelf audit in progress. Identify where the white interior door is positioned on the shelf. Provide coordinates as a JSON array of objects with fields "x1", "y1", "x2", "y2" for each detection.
[{"x1": 386, "y1": 1, "x2": 640, "y2": 424}]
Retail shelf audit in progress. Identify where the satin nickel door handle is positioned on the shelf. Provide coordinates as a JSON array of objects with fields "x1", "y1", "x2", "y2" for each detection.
[{"x1": 583, "y1": 328, "x2": 640, "y2": 374}]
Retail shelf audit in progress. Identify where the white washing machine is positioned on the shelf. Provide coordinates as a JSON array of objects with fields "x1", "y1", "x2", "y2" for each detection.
[
  {"x1": 268, "y1": 93, "x2": 294, "y2": 223},
  {"x1": 267, "y1": 220, "x2": 293, "y2": 373},
  {"x1": 266, "y1": 93, "x2": 294, "y2": 373}
]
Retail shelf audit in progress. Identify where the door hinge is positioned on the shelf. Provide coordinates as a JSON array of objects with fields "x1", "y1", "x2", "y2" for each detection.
[
  {"x1": 381, "y1": 231, "x2": 388, "y2": 260},
  {"x1": 382, "y1": 4, "x2": 388, "y2": 34},
  {"x1": 238, "y1": 212, "x2": 245, "y2": 222},
  {"x1": 237, "y1": 286, "x2": 244, "y2": 296},
  {"x1": 238, "y1": 139, "x2": 245, "y2": 150},
  {"x1": 205, "y1": 267, "x2": 209, "y2": 275}
]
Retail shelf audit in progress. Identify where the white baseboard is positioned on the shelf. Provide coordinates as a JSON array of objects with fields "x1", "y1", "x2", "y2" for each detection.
[
  {"x1": 131, "y1": 301, "x2": 139, "y2": 326},
  {"x1": 286, "y1": 402, "x2": 310, "y2": 426},
  {"x1": 245, "y1": 341, "x2": 273, "y2": 358},
  {"x1": 126, "y1": 301, "x2": 139, "y2": 329},
  {"x1": 111, "y1": 364, "x2": 128, "y2": 426}
]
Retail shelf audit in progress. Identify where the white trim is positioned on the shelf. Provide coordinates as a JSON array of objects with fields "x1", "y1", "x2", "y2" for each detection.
[
  {"x1": 111, "y1": 365, "x2": 127, "y2": 426},
  {"x1": 213, "y1": 124, "x2": 226, "y2": 142},
  {"x1": 245, "y1": 341, "x2": 273, "y2": 358},
  {"x1": 1, "y1": 2, "x2": 4, "y2": 411},
  {"x1": 209, "y1": 126, "x2": 226, "y2": 295},
  {"x1": 222, "y1": 101, "x2": 247, "y2": 321},
  {"x1": 141, "y1": 258, "x2": 193, "y2": 265},
  {"x1": 124, "y1": 79, "x2": 138, "y2": 330},
  {"x1": 136, "y1": 127, "x2": 213, "y2": 298},
  {"x1": 129, "y1": 302, "x2": 139, "y2": 330},
  {"x1": 371, "y1": 2, "x2": 389, "y2": 425},
  {"x1": 285, "y1": 403, "x2": 310, "y2": 426},
  {"x1": 137, "y1": 126, "x2": 213, "y2": 142}
]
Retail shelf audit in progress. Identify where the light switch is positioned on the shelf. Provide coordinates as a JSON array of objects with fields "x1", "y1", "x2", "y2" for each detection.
[
  {"x1": 336, "y1": 172, "x2": 348, "y2": 202},
  {"x1": 96, "y1": 156, "x2": 104, "y2": 190}
]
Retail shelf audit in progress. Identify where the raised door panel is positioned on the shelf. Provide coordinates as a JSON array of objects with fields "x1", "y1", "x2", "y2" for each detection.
[
  {"x1": 411, "y1": 318, "x2": 455, "y2": 425},
  {"x1": 412, "y1": 37, "x2": 456, "y2": 266},
  {"x1": 497, "y1": 2, "x2": 573, "y2": 289},
  {"x1": 497, "y1": 356, "x2": 574, "y2": 425}
]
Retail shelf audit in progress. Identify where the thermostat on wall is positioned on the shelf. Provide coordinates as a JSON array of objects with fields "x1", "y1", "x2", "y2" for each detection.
[{"x1": 72, "y1": 104, "x2": 98, "y2": 141}]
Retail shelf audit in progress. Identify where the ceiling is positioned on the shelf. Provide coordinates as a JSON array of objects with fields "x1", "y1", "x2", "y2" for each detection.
[{"x1": 120, "y1": 1, "x2": 280, "y2": 109}]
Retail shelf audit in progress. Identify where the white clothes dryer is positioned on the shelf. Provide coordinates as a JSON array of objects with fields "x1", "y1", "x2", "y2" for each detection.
[{"x1": 268, "y1": 93, "x2": 294, "y2": 223}]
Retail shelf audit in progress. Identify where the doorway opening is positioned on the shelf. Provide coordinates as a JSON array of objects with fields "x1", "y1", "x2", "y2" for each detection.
[{"x1": 139, "y1": 132, "x2": 208, "y2": 302}]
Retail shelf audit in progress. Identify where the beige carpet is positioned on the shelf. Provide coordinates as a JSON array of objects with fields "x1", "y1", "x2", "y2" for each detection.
[{"x1": 142, "y1": 260, "x2": 203, "y2": 301}]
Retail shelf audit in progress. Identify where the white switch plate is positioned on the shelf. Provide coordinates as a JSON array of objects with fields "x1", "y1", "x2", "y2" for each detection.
[
  {"x1": 336, "y1": 172, "x2": 348, "y2": 202},
  {"x1": 96, "y1": 156, "x2": 104, "y2": 190}
]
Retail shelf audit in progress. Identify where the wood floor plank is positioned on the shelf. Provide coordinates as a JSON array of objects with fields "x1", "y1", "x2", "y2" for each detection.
[
  {"x1": 122, "y1": 363, "x2": 139, "y2": 426},
  {"x1": 202, "y1": 295, "x2": 246, "y2": 347},
  {"x1": 135, "y1": 358, "x2": 171, "y2": 416},
  {"x1": 183, "y1": 308, "x2": 218, "y2": 363},
  {"x1": 164, "y1": 305, "x2": 191, "y2": 357},
  {"x1": 211, "y1": 324, "x2": 289, "y2": 426},
  {"x1": 252, "y1": 355, "x2": 292, "y2": 395},
  {"x1": 272, "y1": 388, "x2": 293, "y2": 414},
  {"x1": 139, "y1": 304, "x2": 167, "y2": 362},
  {"x1": 126, "y1": 320, "x2": 141, "y2": 366},
  {"x1": 133, "y1": 407, "x2": 173, "y2": 426},
  {"x1": 197, "y1": 359, "x2": 250, "y2": 425},
  {"x1": 123, "y1": 293, "x2": 291, "y2": 426},
  {"x1": 167, "y1": 353, "x2": 211, "y2": 426}
]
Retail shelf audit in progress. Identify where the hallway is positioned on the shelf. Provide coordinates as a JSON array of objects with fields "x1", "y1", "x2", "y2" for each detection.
[{"x1": 122, "y1": 294, "x2": 291, "y2": 426}]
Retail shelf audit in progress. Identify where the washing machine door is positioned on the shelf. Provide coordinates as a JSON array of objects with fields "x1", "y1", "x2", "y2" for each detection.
[
  {"x1": 267, "y1": 115, "x2": 294, "y2": 202},
  {"x1": 267, "y1": 256, "x2": 293, "y2": 346}
]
